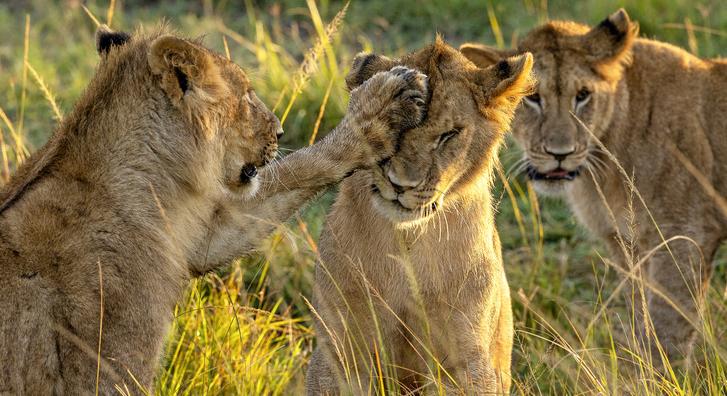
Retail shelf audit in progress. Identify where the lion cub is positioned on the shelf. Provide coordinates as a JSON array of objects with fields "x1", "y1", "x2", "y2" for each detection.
[
  {"x1": 306, "y1": 38, "x2": 534, "y2": 394},
  {"x1": 0, "y1": 27, "x2": 427, "y2": 394},
  {"x1": 461, "y1": 9, "x2": 727, "y2": 367}
]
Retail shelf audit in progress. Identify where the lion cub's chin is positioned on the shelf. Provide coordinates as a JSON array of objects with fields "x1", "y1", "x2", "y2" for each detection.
[
  {"x1": 370, "y1": 194, "x2": 438, "y2": 229},
  {"x1": 530, "y1": 179, "x2": 573, "y2": 197},
  {"x1": 224, "y1": 176, "x2": 260, "y2": 201}
]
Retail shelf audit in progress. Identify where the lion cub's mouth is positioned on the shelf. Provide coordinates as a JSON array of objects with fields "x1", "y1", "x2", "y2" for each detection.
[
  {"x1": 526, "y1": 165, "x2": 581, "y2": 181},
  {"x1": 239, "y1": 149, "x2": 277, "y2": 185},
  {"x1": 370, "y1": 184, "x2": 440, "y2": 225},
  {"x1": 239, "y1": 164, "x2": 259, "y2": 184},
  {"x1": 229, "y1": 162, "x2": 266, "y2": 199}
]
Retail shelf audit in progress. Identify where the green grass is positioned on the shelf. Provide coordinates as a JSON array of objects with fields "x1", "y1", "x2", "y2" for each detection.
[{"x1": 1, "y1": 0, "x2": 726, "y2": 394}]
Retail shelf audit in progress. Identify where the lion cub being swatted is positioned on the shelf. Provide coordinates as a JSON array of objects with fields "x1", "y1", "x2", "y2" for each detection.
[
  {"x1": 461, "y1": 9, "x2": 727, "y2": 367},
  {"x1": 306, "y1": 38, "x2": 534, "y2": 394},
  {"x1": 0, "y1": 26, "x2": 428, "y2": 394}
]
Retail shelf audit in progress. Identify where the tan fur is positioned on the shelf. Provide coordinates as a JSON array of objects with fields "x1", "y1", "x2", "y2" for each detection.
[
  {"x1": 306, "y1": 38, "x2": 534, "y2": 394},
  {"x1": 0, "y1": 25, "x2": 428, "y2": 394},
  {"x1": 462, "y1": 9, "x2": 727, "y2": 366}
]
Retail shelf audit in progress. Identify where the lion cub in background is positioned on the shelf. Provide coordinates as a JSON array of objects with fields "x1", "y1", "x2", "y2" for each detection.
[
  {"x1": 461, "y1": 9, "x2": 727, "y2": 367},
  {"x1": 306, "y1": 38, "x2": 534, "y2": 394}
]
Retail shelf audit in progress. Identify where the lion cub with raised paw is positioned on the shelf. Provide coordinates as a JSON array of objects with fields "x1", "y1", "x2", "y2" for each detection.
[
  {"x1": 462, "y1": 9, "x2": 727, "y2": 368},
  {"x1": 306, "y1": 38, "x2": 534, "y2": 395},
  {"x1": 0, "y1": 26, "x2": 427, "y2": 394}
]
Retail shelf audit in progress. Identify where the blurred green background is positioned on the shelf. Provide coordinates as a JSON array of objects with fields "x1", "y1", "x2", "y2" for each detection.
[{"x1": 1, "y1": 0, "x2": 725, "y2": 394}]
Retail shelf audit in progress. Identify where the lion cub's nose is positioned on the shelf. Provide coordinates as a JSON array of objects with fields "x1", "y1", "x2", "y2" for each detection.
[
  {"x1": 275, "y1": 128, "x2": 284, "y2": 141},
  {"x1": 545, "y1": 146, "x2": 576, "y2": 162},
  {"x1": 387, "y1": 168, "x2": 419, "y2": 194}
]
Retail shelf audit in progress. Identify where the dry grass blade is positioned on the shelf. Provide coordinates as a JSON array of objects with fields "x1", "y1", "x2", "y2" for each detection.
[
  {"x1": 0, "y1": 106, "x2": 28, "y2": 163},
  {"x1": 222, "y1": 35, "x2": 231, "y2": 60},
  {"x1": 309, "y1": 76, "x2": 335, "y2": 146},
  {"x1": 216, "y1": 24, "x2": 259, "y2": 54},
  {"x1": 81, "y1": 4, "x2": 102, "y2": 27},
  {"x1": 660, "y1": 23, "x2": 727, "y2": 37},
  {"x1": 17, "y1": 15, "x2": 30, "y2": 138},
  {"x1": 106, "y1": 0, "x2": 116, "y2": 27},
  {"x1": 486, "y1": 0, "x2": 505, "y2": 49},
  {"x1": 26, "y1": 62, "x2": 63, "y2": 121},
  {"x1": 684, "y1": 17, "x2": 699, "y2": 55},
  {"x1": 0, "y1": 130, "x2": 9, "y2": 183},
  {"x1": 278, "y1": 1, "x2": 349, "y2": 124}
]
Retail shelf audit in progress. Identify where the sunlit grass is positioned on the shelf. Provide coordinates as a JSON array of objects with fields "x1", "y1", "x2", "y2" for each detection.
[
  {"x1": 155, "y1": 267, "x2": 311, "y2": 395},
  {"x1": 1, "y1": 0, "x2": 725, "y2": 394}
]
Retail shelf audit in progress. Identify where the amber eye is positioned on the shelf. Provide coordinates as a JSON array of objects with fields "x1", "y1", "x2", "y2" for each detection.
[
  {"x1": 575, "y1": 88, "x2": 591, "y2": 103},
  {"x1": 437, "y1": 128, "x2": 461, "y2": 148}
]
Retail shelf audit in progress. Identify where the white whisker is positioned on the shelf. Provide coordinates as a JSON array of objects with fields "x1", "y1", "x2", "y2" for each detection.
[{"x1": 506, "y1": 157, "x2": 529, "y2": 178}]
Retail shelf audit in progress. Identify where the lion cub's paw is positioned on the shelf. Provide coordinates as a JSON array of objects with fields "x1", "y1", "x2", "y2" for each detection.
[
  {"x1": 348, "y1": 66, "x2": 428, "y2": 160},
  {"x1": 382, "y1": 66, "x2": 429, "y2": 131}
]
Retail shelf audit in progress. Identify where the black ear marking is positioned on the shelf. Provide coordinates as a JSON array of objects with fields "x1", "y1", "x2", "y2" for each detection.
[
  {"x1": 345, "y1": 52, "x2": 396, "y2": 90},
  {"x1": 96, "y1": 26, "x2": 131, "y2": 55},
  {"x1": 173, "y1": 67, "x2": 189, "y2": 93},
  {"x1": 495, "y1": 60, "x2": 511, "y2": 79},
  {"x1": 582, "y1": 8, "x2": 637, "y2": 66},
  {"x1": 346, "y1": 53, "x2": 378, "y2": 89},
  {"x1": 597, "y1": 17, "x2": 624, "y2": 42},
  {"x1": 355, "y1": 54, "x2": 378, "y2": 75}
]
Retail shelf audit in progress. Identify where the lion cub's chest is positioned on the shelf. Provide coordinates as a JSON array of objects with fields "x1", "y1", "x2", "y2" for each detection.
[
  {"x1": 347, "y1": 220, "x2": 495, "y2": 305},
  {"x1": 566, "y1": 176, "x2": 630, "y2": 242}
]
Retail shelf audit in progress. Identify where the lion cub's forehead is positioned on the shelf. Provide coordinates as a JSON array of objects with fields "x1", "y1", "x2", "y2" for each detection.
[
  {"x1": 519, "y1": 21, "x2": 590, "y2": 52},
  {"x1": 399, "y1": 39, "x2": 477, "y2": 81},
  {"x1": 530, "y1": 50, "x2": 597, "y2": 90},
  {"x1": 521, "y1": 23, "x2": 604, "y2": 88}
]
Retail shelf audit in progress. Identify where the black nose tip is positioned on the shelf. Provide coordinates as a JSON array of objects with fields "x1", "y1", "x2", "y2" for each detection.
[
  {"x1": 276, "y1": 129, "x2": 284, "y2": 141},
  {"x1": 545, "y1": 149, "x2": 575, "y2": 162},
  {"x1": 239, "y1": 164, "x2": 258, "y2": 184}
]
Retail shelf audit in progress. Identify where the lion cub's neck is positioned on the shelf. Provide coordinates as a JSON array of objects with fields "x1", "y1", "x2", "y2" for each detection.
[{"x1": 336, "y1": 169, "x2": 498, "y2": 274}]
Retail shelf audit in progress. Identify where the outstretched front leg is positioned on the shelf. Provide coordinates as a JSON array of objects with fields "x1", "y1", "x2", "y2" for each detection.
[
  {"x1": 194, "y1": 66, "x2": 429, "y2": 271},
  {"x1": 632, "y1": 227, "x2": 718, "y2": 370}
]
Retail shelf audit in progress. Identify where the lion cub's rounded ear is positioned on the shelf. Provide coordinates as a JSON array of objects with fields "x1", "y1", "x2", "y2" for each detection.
[
  {"x1": 345, "y1": 52, "x2": 397, "y2": 90},
  {"x1": 471, "y1": 53, "x2": 535, "y2": 123},
  {"x1": 459, "y1": 43, "x2": 516, "y2": 68},
  {"x1": 148, "y1": 35, "x2": 227, "y2": 111},
  {"x1": 474, "y1": 53, "x2": 534, "y2": 100},
  {"x1": 96, "y1": 25, "x2": 131, "y2": 55},
  {"x1": 582, "y1": 8, "x2": 639, "y2": 65}
]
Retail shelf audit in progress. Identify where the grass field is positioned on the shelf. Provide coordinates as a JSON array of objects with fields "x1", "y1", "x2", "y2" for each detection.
[{"x1": 1, "y1": 0, "x2": 726, "y2": 394}]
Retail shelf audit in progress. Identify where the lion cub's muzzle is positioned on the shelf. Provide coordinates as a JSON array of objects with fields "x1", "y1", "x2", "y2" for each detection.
[
  {"x1": 371, "y1": 164, "x2": 439, "y2": 216},
  {"x1": 524, "y1": 146, "x2": 589, "y2": 182},
  {"x1": 239, "y1": 126, "x2": 282, "y2": 184},
  {"x1": 239, "y1": 153, "x2": 276, "y2": 184}
]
